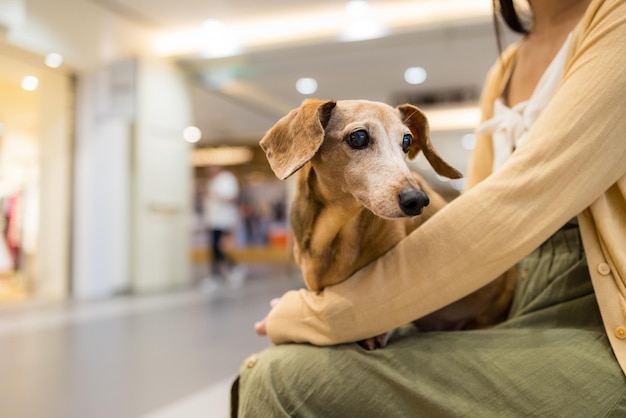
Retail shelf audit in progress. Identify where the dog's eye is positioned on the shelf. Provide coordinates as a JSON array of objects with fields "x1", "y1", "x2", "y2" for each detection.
[
  {"x1": 402, "y1": 134, "x2": 412, "y2": 153},
  {"x1": 347, "y1": 130, "x2": 369, "y2": 150}
]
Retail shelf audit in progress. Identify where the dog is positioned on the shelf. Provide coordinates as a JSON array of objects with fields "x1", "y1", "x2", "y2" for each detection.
[{"x1": 260, "y1": 99, "x2": 516, "y2": 349}]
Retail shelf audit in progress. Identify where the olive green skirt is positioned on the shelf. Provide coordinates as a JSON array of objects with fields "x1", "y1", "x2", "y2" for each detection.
[{"x1": 233, "y1": 225, "x2": 626, "y2": 417}]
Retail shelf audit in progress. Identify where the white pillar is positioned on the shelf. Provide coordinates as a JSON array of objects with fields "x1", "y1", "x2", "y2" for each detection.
[
  {"x1": 72, "y1": 56, "x2": 192, "y2": 299},
  {"x1": 132, "y1": 56, "x2": 192, "y2": 293}
]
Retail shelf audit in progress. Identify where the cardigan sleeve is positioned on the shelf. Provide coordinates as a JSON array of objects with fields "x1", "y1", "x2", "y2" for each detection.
[{"x1": 265, "y1": 0, "x2": 626, "y2": 346}]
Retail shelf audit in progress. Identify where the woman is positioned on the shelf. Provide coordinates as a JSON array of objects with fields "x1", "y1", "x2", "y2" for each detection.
[{"x1": 235, "y1": 0, "x2": 626, "y2": 415}]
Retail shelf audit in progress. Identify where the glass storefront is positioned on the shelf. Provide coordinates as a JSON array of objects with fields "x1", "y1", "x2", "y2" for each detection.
[
  {"x1": 0, "y1": 53, "x2": 40, "y2": 301},
  {"x1": 0, "y1": 43, "x2": 73, "y2": 302}
]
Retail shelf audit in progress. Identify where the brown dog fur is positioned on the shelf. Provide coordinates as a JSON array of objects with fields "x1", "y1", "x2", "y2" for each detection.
[{"x1": 261, "y1": 99, "x2": 516, "y2": 348}]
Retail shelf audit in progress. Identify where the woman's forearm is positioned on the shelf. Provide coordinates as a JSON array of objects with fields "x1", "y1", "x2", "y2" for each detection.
[{"x1": 266, "y1": 0, "x2": 626, "y2": 345}]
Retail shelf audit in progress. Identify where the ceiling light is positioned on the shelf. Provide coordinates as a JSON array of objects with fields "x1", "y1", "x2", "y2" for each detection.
[
  {"x1": 346, "y1": 0, "x2": 370, "y2": 18},
  {"x1": 404, "y1": 67, "x2": 427, "y2": 85},
  {"x1": 339, "y1": 17, "x2": 387, "y2": 42},
  {"x1": 340, "y1": 1, "x2": 387, "y2": 42},
  {"x1": 183, "y1": 126, "x2": 202, "y2": 143},
  {"x1": 202, "y1": 19, "x2": 241, "y2": 58},
  {"x1": 21, "y1": 76, "x2": 39, "y2": 91},
  {"x1": 296, "y1": 77, "x2": 318, "y2": 95},
  {"x1": 45, "y1": 53, "x2": 63, "y2": 68}
]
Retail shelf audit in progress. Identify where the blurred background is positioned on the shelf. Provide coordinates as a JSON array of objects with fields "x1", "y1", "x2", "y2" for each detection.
[{"x1": 0, "y1": 0, "x2": 518, "y2": 417}]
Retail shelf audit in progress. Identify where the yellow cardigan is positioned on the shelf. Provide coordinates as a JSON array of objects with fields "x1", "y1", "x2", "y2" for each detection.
[{"x1": 265, "y1": 0, "x2": 626, "y2": 375}]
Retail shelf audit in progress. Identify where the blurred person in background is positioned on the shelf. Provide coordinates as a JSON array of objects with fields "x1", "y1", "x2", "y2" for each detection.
[
  {"x1": 202, "y1": 165, "x2": 244, "y2": 290},
  {"x1": 233, "y1": 0, "x2": 626, "y2": 416}
]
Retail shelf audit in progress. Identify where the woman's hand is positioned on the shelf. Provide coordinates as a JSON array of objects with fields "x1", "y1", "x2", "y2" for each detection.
[{"x1": 254, "y1": 297, "x2": 281, "y2": 336}]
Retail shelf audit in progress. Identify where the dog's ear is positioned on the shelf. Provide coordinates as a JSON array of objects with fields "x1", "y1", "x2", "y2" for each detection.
[
  {"x1": 260, "y1": 99, "x2": 337, "y2": 180},
  {"x1": 397, "y1": 104, "x2": 463, "y2": 179}
]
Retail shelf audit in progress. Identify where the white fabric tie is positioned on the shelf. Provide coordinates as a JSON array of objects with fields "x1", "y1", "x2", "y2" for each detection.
[{"x1": 476, "y1": 34, "x2": 572, "y2": 172}]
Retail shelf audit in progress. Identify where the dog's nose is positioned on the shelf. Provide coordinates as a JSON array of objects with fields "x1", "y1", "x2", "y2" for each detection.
[{"x1": 398, "y1": 188, "x2": 429, "y2": 216}]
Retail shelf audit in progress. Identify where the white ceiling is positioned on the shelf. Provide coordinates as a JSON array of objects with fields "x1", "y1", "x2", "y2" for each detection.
[
  {"x1": 0, "y1": 0, "x2": 519, "y2": 193},
  {"x1": 183, "y1": 22, "x2": 500, "y2": 143}
]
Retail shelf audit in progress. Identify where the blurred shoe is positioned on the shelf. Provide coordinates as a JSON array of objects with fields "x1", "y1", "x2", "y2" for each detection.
[
  {"x1": 199, "y1": 277, "x2": 219, "y2": 293},
  {"x1": 227, "y1": 265, "x2": 247, "y2": 289}
]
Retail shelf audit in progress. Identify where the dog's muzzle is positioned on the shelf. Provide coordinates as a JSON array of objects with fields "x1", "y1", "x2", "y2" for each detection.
[{"x1": 398, "y1": 188, "x2": 430, "y2": 216}]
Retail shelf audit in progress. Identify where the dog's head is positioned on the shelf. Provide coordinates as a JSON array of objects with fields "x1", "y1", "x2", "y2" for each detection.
[{"x1": 260, "y1": 99, "x2": 462, "y2": 218}]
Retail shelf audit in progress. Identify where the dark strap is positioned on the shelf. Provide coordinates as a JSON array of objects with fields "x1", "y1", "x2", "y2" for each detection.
[{"x1": 230, "y1": 375, "x2": 240, "y2": 418}]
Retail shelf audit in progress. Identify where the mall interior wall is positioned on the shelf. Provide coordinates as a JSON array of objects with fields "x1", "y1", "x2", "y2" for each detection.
[{"x1": 73, "y1": 55, "x2": 193, "y2": 299}]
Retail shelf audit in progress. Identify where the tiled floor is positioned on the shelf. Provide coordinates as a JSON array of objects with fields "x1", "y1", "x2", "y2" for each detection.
[{"x1": 0, "y1": 263, "x2": 301, "y2": 418}]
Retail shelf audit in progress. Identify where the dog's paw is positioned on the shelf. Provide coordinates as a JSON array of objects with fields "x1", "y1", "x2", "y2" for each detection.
[{"x1": 357, "y1": 332, "x2": 390, "y2": 350}]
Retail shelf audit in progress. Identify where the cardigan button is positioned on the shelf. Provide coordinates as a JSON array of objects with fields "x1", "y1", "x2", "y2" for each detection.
[
  {"x1": 597, "y1": 263, "x2": 611, "y2": 275},
  {"x1": 245, "y1": 353, "x2": 259, "y2": 368},
  {"x1": 615, "y1": 327, "x2": 626, "y2": 340}
]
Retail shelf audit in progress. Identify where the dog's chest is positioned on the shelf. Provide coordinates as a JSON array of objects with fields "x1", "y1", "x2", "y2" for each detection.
[
  {"x1": 341, "y1": 213, "x2": 408, "y2": 260},
  {"x1": 299, "y1": 209, "x2": 408, "y2": 289}
]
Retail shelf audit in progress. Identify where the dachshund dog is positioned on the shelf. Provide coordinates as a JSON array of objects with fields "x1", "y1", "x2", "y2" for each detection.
[{"x1": 260, "y1": 99, "x2": 515, "y2": 349}]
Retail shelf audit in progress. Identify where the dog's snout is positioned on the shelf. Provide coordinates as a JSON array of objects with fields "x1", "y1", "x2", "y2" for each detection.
[{"x1": 398, "y1": 188, "x2": 429, "y2": 216}]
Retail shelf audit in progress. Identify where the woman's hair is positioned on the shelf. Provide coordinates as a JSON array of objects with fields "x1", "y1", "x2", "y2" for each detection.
[
  {"x1": 495, "y1": 0, "x2": 529, "y2": 34},
  {"x1": 492, "y1": 0, "x2": 531, "y2": 55}
]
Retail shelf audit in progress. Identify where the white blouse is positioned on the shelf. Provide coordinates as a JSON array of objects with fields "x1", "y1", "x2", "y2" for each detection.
[{"x1": 476, "y1": 34, "x2": 572, "y2": 171}]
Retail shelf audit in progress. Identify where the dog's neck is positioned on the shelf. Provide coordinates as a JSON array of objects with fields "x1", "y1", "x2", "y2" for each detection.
[
  {"x1": 308, "y1": 165, "x2": 359, "y2": 210},
  {"x1": 291, "y1": 164, "x2": 407, "y2": 290}
]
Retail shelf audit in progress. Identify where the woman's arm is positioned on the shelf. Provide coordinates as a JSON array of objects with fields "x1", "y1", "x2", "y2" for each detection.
[{"x1": 265, "y1": 0, "x2": 626, "y2": 345}]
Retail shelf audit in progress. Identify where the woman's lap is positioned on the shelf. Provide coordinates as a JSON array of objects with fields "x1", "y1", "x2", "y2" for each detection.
[
  {"x1": 234, "y1": 227, "x2": 626, "y2": 417},
  {"x1": 236, "y1": 325, "x2": 625, "y2": 417}
]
